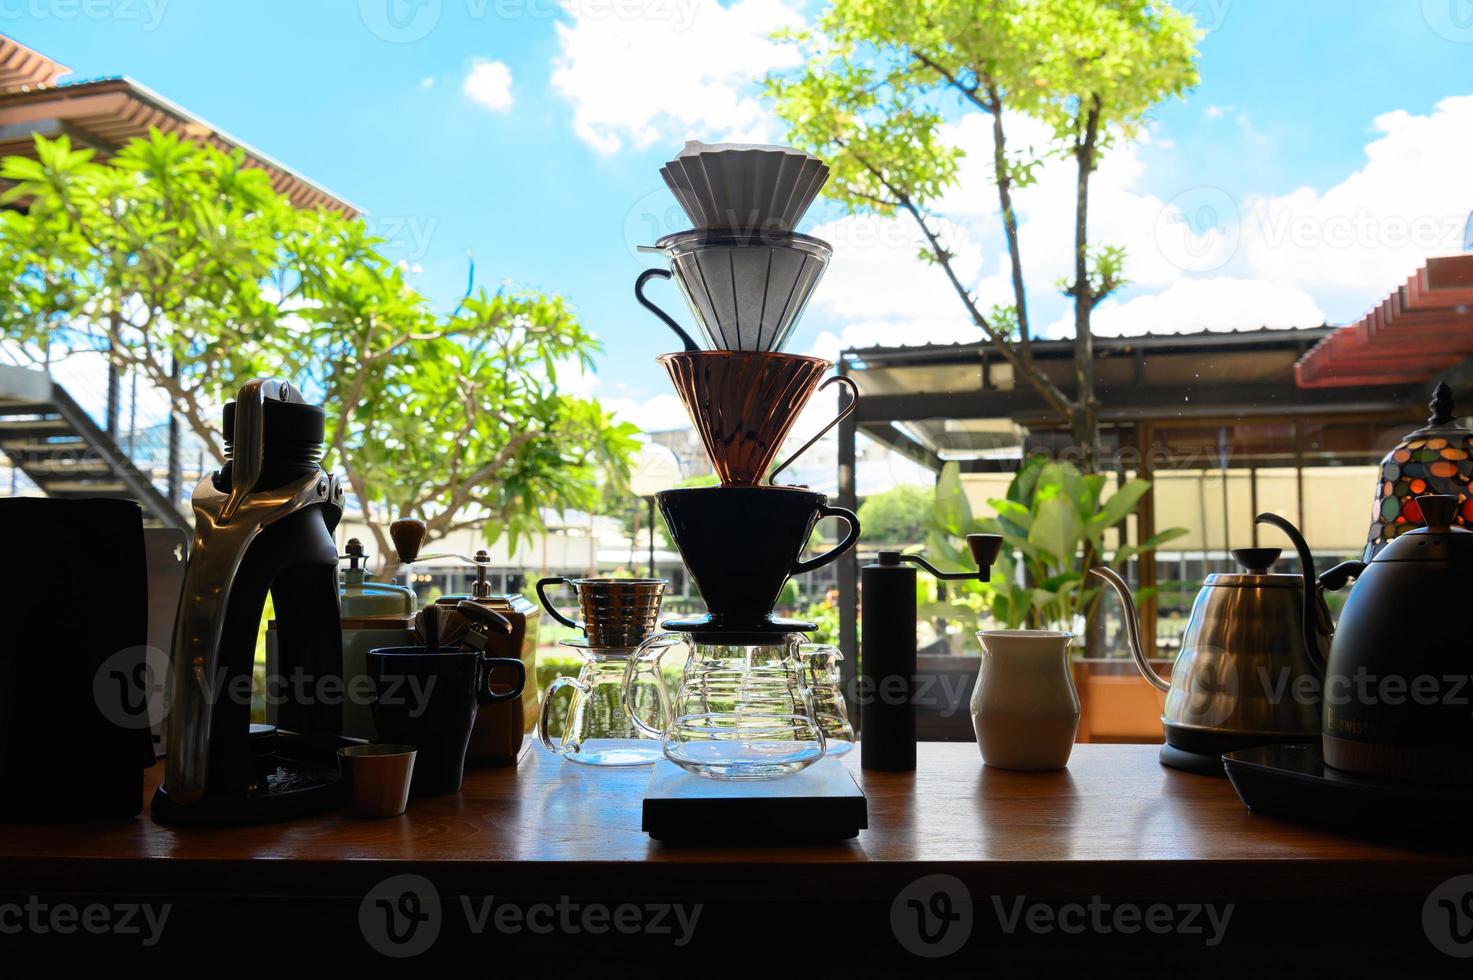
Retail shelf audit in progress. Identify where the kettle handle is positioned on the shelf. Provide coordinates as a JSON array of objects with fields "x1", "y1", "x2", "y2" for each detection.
[
  {"x1": 1088, "y1": 566, "x2": 1170, "y2": 694},
  {"x1": 1255, "y1": 513, "x2": 1350, "y2": 676}
]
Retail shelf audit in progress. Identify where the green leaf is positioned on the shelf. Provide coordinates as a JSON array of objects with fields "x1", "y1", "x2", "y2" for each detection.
[
  {"x1": 1090, "y1": 478, "x2": 1151, "y2": 532},
  {"x1": 932, "y1": 460, "x2": 972, "y2": 533},
  {"x1": 1028, "y1": 494, "x2": 1083, "y2": 569}
]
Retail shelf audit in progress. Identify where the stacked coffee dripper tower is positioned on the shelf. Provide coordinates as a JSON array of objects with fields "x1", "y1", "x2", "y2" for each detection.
[{"x1": 624, "y1": 141, "x2": 862, "y2": 782}]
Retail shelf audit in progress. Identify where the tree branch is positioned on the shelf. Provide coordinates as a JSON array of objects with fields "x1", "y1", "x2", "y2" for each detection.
[{"x1": 846, "y1": 149, "x2": 1074, "y2": 424}]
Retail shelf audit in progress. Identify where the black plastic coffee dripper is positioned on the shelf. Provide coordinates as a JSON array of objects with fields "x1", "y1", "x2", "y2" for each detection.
[{"x1": 657, "y1": 485, "x2": 859, "y2": 642}]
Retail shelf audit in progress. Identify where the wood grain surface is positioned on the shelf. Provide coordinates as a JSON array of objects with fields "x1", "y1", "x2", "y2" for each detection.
[{"x1": 1, "y1": 742, "x2": 1463, "y2": 902}]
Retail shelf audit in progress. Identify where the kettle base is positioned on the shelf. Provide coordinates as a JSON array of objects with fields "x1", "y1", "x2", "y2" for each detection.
[{"x1": 1158, "y1": 744, "x2": 1229, "y2": 777}]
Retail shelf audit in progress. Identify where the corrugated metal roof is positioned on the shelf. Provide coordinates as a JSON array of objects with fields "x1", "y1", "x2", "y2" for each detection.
[{"x1": 0, "y1": 73, "x2": 358, "y2": 216}]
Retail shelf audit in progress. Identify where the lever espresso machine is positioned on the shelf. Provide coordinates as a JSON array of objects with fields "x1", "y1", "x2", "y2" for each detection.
[{"x1": 153, "y1": 379, "x2": 354, "y2": 824}]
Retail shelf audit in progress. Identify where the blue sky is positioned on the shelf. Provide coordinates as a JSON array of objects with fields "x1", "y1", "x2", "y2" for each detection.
[{"x1": 10, "y1": 0, "x2": 1473, "y2": 431}]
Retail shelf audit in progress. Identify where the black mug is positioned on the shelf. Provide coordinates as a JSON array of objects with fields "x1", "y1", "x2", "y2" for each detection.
[
  {"x1": 658, "y1": 485, "x2": 859, "y2": 631},
  {"x1": 367, "y1": 647, "x2": 527, "y2": 796}
]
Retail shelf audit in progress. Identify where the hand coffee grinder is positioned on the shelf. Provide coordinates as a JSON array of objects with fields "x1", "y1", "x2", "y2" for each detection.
[
  {"x1": 153, "y1": 379, "x2": 354, "y2": 825},
  {"x1": 861, "y1": 534, "x2": 1002, "y2": 771}
]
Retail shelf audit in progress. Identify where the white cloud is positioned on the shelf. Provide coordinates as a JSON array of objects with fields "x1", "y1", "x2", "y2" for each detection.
[
  {"x1": 1236, "y1": 95, "x2": 1473, "y2": 313},
  {"x1": 463, "y1": 59, "x2": 514, "y2": 113},
  {"x1": 420, "y1": 75, "x2": 436, "y2": 90},
  {"x1": 549, "y1": 0, "x2": 803, "y2": 154},
  {"x1": 1044, "y1": 277, "x2": 1325, "y2": 338},
  {"x1": 605, "y1": 392, "x2": 690, "y2": 432},
  {"x1": 807, "y1": 93, "x2": 1473, "y2": 350}
]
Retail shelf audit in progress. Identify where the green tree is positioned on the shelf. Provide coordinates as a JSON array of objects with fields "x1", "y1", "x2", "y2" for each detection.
[
  {"x1": 768, "y1": 0, "x2": 1199, "y2": 469},
  {"x1": 857, "y1": 483, "x2": 933, "y2": 546},
  {"x1": 0, "y1": 131, "x2": 638, "y2": 567}
]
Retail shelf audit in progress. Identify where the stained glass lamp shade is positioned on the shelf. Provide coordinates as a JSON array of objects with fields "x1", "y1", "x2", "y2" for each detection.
[{"x1": 1366, "y1": 382, "x2": 1473, "y2": 559}]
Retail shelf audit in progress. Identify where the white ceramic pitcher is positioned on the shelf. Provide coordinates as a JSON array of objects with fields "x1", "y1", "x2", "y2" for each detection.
[{"x1": 970, "y1": 630, "x2": 1080, "y2": 771}]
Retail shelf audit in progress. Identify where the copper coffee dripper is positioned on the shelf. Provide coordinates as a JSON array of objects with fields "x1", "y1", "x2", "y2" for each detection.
[{"x1": 661, "y1": 350, "x2": 857, "y2": 486}]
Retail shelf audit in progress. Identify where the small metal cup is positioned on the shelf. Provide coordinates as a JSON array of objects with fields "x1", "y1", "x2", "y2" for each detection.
[
  {"x1": 535, "y1": 577, "x2": 666, "y2": 649},
  {"x1": 338, "y1": 744, "x2": 417, "y2": 818}
]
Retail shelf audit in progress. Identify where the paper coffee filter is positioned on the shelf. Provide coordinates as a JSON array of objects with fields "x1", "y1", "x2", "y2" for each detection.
[{"x1": 661, "y1": 141, "x2": 829, "y2": 232}]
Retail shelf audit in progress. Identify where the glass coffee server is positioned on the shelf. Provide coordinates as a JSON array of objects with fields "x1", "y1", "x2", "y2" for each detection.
[
  {"x1": 535, "y1": 577, "x2": 671, "y2": 766},
  {"x1": 626, "y1": 632, "x2": 826, "y2": 780}
]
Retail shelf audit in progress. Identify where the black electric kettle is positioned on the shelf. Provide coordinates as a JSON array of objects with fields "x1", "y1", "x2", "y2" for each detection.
[{"x1": 1258, "y1": 495, "x2": 1473, "y2": 785}]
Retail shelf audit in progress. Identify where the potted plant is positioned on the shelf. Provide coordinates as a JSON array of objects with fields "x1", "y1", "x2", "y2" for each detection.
[{"x1": 922, "y1": 456, "x2": 1185, "y2": 742}]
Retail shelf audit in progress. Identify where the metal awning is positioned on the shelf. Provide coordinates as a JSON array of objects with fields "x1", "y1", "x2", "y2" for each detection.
[
  {"x1": 0, "y1": 72, "x2": 358, "y2": 216},
  {"x1": 1296, "y1": 254, "x2": 1473, "y2": 388},
  {"x1": 841, "y1": 326, "x2": 1422, "y2": 470}
]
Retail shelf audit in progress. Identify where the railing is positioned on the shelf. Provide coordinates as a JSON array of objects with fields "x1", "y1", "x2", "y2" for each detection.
[{"x1": 0, "y1": 344, "x2": 211, "y2": 511}]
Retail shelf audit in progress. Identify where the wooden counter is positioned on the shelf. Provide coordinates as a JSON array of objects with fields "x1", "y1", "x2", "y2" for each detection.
[{"x1": 2, "y1": 743, "x2": 1467, "y2": 972}]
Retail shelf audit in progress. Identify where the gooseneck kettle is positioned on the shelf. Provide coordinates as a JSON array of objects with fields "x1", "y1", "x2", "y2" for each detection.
[
  {"x1": 1091, "y1": 549, "x2": 1325, "y2": 775},
  {"x1": 1259, "y1": 495, "x2": 1473, "y2": 784}
]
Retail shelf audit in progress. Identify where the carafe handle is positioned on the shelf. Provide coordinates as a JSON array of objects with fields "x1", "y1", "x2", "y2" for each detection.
[
  {"x1": 538, "y1": 675, "x2": 591, "y2": 757},
  {"x1": 635, "y1": 269, "x2": 701, "y2": 352},
  {"x1": 791, "y1": 504, "x2": 862, "y2": 575},
  {"x1": 622, "y1": 632, "x2": 682, "y2": 739},
  {"x1": 535, "y1": 576, "x2": 583, "y2": 632}
]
